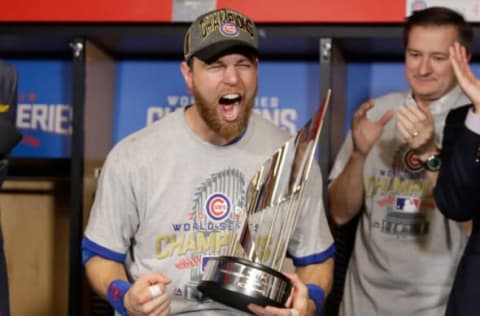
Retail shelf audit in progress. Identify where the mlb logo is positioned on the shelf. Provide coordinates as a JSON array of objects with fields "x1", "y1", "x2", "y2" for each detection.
[
  {"x1": 201, "y1": 255, "x2": 216, "y2": 272},
  {"x1": 205, "y1": 192, "x2": 231, "y2": 222},
  {"x1": 395, "y1": 196, "x2": 420, "y2": 213}
]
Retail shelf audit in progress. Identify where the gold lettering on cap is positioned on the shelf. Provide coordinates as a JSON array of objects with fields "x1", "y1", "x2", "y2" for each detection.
[
  {"x1": 184, "y1": 28, "x2": 191, "y2": 55},
  {"x1": 226, "y1": 12, "x2": 235, "y2": 22},
  {"x1": 199, "y1": 9, "x2": 255, "y2": 39}
]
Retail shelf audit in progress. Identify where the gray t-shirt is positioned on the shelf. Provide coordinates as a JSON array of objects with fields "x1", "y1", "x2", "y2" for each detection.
[
  {"x1": 85, "y1": 109, "x2": 334, "y2": 315},
  {"x1": 329, "y1": 87, "x2": 469, "y2": 316}
]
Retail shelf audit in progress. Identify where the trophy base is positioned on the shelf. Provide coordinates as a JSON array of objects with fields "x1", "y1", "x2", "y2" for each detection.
[{"x1": 198, "y1": 256, "x2": 292, "y2": 313}]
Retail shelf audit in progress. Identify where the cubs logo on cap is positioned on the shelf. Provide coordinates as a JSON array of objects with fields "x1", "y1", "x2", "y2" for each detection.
[
  {"x1": 221, "y1": 22, "x2": 239, "y2": 36},
  {"x1": 184, "y1": 8, "x2": 259, "y2": 62}
]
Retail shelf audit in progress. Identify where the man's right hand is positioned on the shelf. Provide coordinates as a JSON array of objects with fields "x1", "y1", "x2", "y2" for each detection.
[
  {"x1": 352, "y1": 100, "x2": 395, "y2": 157},
  {"x1": 124, "y1": 273, "x2": 171, "y2": 316},
  {"x1": 449, "y1": 42, "x2": 480, "y2": 114}
]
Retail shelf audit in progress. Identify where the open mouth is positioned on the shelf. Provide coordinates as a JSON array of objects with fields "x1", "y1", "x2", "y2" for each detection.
[
  {"x1": 219, "y1": 93, "x2": 242, "y2": 105},
  {"x1": 218, "y1": 93, "x2": 242, "y2": 121}
]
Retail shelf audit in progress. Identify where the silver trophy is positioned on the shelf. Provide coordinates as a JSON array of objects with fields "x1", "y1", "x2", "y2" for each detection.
[{"x1": 198, "y1": 89, "x2": 332, "y2": 312}]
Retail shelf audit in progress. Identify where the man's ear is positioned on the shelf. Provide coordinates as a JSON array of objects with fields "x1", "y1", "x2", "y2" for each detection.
[{"x1": 180, "y1": 61, "x2": 193, "y2": 91}]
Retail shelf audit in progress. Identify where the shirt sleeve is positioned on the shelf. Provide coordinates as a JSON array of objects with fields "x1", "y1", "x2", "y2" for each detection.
[
  {"x1": 465, "y1": 107, "x2": 480, "y2": 135},
  {"x1": 83, "y1": 146, "x2": 139, "y2": 254}
]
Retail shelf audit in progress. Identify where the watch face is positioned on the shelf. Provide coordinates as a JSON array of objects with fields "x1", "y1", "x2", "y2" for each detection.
[{"x1": 425, "y1": 155, "x2": 441, "y2": 171}]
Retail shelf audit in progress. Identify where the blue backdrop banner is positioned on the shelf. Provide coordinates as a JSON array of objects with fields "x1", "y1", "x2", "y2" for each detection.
[
  {"x1": 113, "y1": 60, "x2": 320, "y2": 144},
  {"x1": 9, "y1": 59, "x2": 72, "y2": 158}
]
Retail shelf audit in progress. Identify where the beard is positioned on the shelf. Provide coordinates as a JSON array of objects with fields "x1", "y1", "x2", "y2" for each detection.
[{"x1": 192, "y1": 86, "x2": 256, "y2": 141}]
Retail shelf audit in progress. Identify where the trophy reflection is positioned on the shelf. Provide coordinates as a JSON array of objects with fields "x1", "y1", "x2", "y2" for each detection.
[{"x1": 198, "y1": 89, "x2": 332, "y2": 312}]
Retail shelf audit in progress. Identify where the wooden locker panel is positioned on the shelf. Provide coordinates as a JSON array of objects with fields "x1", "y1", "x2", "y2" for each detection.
[{"x1": 1, "y1": 180, "x2": 69, "y2": 316}]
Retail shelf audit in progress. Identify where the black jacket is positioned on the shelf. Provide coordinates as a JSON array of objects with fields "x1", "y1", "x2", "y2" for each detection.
[
  {"x1": 435, "y1": 105, "x2": 480, "y2": 220},
  {"x1": 0, "y1": 59, "x2": 19, "y2": 316},
  {"x1": 434, "y1": 104, "x2": 480, "y2": 316},
  {"x1": 0, "y1": 60, "x2": 20, "y2": 163}
]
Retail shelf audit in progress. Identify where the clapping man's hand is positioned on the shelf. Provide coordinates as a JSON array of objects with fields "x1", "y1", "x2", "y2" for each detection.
[{"x1": 352, "y1": 100, "x2": 395, "y2": 157}]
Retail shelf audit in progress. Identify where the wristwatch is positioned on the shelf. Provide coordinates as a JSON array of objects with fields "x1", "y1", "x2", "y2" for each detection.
[{"x1": 424, "y1": 154, "x2": 442, "y2": 172}]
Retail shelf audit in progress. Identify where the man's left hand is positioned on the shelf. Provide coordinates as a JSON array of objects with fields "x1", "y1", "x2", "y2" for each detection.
[{"x1": 396, "y1": 104, "x2": 438, "y2": 161}]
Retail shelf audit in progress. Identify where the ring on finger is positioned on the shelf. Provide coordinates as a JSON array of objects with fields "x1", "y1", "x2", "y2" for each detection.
[
  {"x1": 289, "y1": 308, "x2": 299, "y2": 316},
  {"x1": 412, "y1": 130, "x2": 419, "y2": 137}
]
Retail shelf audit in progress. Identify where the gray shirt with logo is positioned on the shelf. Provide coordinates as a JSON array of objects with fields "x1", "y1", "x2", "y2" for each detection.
[
  {"x1": 329, "y1": 87, "x2": 469, "y2": 316},
  {"x1": 85, "y1": 109, "x2": 334, "y2": 315}
]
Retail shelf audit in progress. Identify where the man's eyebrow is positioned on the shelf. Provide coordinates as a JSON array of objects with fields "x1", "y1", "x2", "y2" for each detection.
[
  {"x1": 205, "y1": 60, "x2": 224, "y2": 66},
  {"x1": 431, "y1": 52, "x2": 449, "y2": 56},
  {"x1": 406, "y1": 49, "x2": 449, "y2": 56}
]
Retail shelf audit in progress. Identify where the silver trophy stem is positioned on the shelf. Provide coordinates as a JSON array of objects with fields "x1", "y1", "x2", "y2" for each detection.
[
  {"x1": 229, "y1": 166, "x2": 265, "y2": 258},
  {"x1": 270, "y1": 195, "x2": 296, "y2": 270},
  {"x1": 271, "y1": 140, "x2": 312, "y2": 269},
  {"x1": 260, "y1": 202, "x2": 282, "y2": 264},
  {"x1": 272, "y1": 190, "x2": 302, "y2": 270},
  {"x1": 260, "y1": 142, "x2": 293, "y2": 264}
]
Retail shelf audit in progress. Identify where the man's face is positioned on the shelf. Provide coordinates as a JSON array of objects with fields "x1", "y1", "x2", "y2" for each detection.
[
  {"x1": 183, "y1": 53, "x2": 258, "y2": 141},
  {"x1": 405, "y1": 25, "x2": 459, "y2": 106}
]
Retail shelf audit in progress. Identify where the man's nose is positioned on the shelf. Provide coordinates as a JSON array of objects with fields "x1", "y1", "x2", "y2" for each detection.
[
  {"x1": 418, "y1": 57, "x2": 432, "y2": 75},
  {"x1": 223, "y1": 66, "x2": 239, "y2": 85}
]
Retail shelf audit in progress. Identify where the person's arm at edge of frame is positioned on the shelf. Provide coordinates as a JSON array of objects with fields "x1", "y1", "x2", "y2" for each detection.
[
  {"x1": 432, "y1": 107, "x2": 475, "y2": 236},
  {"x1": 441, "y1": 43, "x2": 480, "y2": 213},
  {"x1": 433, "y1": 42, "x2": 480, "y2": 235}
]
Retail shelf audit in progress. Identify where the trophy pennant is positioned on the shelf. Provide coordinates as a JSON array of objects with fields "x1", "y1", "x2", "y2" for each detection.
[
  {"x1": 233, "y1": 89, "x2": 331, "y2": 266},
  {"x1": 198, "y1": 89, "x2": 332, "y2": 312}
]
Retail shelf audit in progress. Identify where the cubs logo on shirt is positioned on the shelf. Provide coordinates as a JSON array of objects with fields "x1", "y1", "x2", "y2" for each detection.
[
  {"x1": 403, "y1": 149, "x2": 424, "y2": 173},
  {"x1": 204, "y1": 192, "x2": 231, "y2": 222}
]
